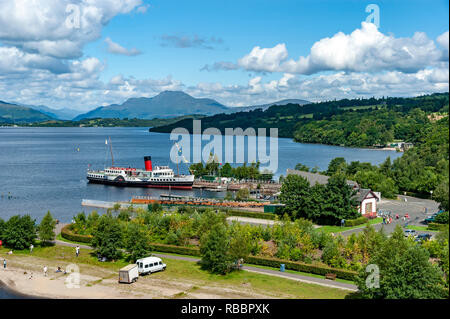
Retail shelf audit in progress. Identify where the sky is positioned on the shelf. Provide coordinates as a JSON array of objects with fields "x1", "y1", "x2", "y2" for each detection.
[{"x1": 0, "y1": 0, "x2": 448, "y2": 111}]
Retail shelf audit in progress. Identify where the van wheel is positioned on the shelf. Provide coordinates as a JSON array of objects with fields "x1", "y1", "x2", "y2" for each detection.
[{"x1": 163, "y1": 267, "x2": 166, "y2": 271}]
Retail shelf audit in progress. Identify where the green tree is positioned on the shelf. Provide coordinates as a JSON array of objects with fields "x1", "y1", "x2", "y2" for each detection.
[
  {"x1": 295, "y1": 163, "x2": 310, "y2": 172},
  {"x1": 3, "y1": 215, "x2": 37, "y2": 250},
  {"x1": 279, "y1": 174, "x2": 311, "y2": 219},
  {"x1": 91, "y1": 215, "x2": 123, "y2": 261},
  {"x1": 326, "y1": 157, "x2": 347, "y2": 176},
  {"x1": 320, "y1": 174, "x2": 359, "y2": 225},
  {"x1": 356, "y1": 226, "x2": 448, "y2": 299},
  {"x1": 229, "y1": 226, "x2": 252, "y2": 263},
  {"x1": 220, "y1": 163, "x2": 233, "y2": 177},
  {"x1": 433, "y1": 179, "x2": 449, "y2": 211},
  {"x1": 39, "y1": 211, "x2": 56, "y2": 244},
  {"x1": 0, "y1": 218, "x2": 5, "y2": 241},
  {"x1": 235, "y1": 188, "x2": 250, "y2": 201},
  {"x1": 200, "y1": 223, "x2": 233, "y2": 274},
  {"x1": 125, "y1": 223, "x2": 151, "y2": 262}
]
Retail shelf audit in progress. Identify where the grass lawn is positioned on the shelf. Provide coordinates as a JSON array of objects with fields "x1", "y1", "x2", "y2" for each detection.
[
  {"x1": 242, "y1": 263, "x2": 355, "y2": 285},
  {"x1": 319, "y1": 218, "x2": 382, "y2": 234},
  {"x1": 55, "y1": 235, "x2": 355, "y2": 286},
  {"x1": 406, "y1": 225, "x2": 439, "y2": 232},
  {"x1": 0, "y1": 245, "x2": 349, "y2": 299}
]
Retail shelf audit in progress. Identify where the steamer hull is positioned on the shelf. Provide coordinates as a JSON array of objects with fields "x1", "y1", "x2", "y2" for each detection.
[{"x1": 86, "y1": 156, "x2": 194, "y2": 189}]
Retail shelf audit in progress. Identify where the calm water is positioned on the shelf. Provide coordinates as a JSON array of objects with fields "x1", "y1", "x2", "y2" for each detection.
[{"x1": 0, "y1": 127, "x2": 401, "y2": 223}]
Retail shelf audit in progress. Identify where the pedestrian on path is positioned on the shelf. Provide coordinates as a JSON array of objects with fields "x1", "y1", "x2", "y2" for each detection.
[
  {"x1": 43, "y1": 266, "x2": 48, "y2": 277},
  {"x1": 30, "y1": 243, "x2": 34, "y2": 253},
  {"x1": 3, "y1": 259, "x2": 6, "y2": 269},
  {"x1": 76, "y1": 246, "x2": 80, "y2": 257}
]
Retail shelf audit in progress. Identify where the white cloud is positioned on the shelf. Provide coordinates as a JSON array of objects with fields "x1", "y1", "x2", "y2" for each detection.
[
  {"x1": 0, "y1": 0, "x2": 142, "y2": 59},
  {"x1": 237, "y1": 43, "x2": 288, "y2": 72},
  {"x1": 105, "y1": 37, "x2": 141, "y2": 56},
  {"x1": 208, "y1": 23, "x2": 448, "y2": 75}
]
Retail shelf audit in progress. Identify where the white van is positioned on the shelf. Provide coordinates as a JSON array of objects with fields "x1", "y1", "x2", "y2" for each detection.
[{"x1": 136, "y1": 256, "x2": 166, "y2": 275}]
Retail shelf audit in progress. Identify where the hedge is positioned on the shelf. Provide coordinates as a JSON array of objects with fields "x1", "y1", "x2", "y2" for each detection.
[
  {"x1": 146, "y1": 242, "x2": 356, "y2": 281},
  {"x1": 62, "y1": 227, "x2": 356, "y2": 280},
  {"x1": 345, "y1": 216, "x2": 369, "y2": 227},
  {"x1": 225, "y1": 209, "x2": 277, "y2": 220},
  {"x1": 60, "y1": 224, "x2": 93, "y2": 244},
  {"x1": 149, "y1": 243, "x2": 201, "y2": 257},
  {"x1": 245, "y1": 256, "x2": 358, "y2": 281},
  {"x1": 427, "y1": 222, "x2": 449, "y2": 231}
]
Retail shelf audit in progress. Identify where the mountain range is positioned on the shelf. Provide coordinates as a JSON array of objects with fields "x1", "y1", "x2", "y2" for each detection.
[
  {"x1": 1, "y1": 91, "x2": 311, "y2": 123},
  {"x1": 0, "y1": 100, "x2": 54, "y2": 123}
]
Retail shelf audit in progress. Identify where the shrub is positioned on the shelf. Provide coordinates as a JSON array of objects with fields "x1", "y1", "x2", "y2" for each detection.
[
  {"x1": 3, "y1": 215, "x2": 37, "y2": 250},
  {"x1": 428, "y1": 222, "x2": 449, "y2": 231},
  {"x1": 61, "y1": 224, "x2": 93, "y2": 244},
  {"x1": 149, "y1": 243, "x2": 201, "y2": 256},
  {"x1": 345, "y1": 216, "x2": 369, "y2": 227},
  {"x1": 225, "y1": 209, "x2": 276, "y2": 220},
  {"x1": 434, "y1": 212, "x2": 449, "y2": 225},
  {"x1": 245, "y1": 255, "x2": 358, "y2": 281}
]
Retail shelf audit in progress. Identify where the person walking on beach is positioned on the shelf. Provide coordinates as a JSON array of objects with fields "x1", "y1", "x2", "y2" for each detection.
[
  {"x1": 43, "y1": 266, "x2": 48, "y2": 277},
  {"x1": 3, "y1": 259, "x2": 6, "y2": 269},
  {"x1": 76, "y1": 246, "x2": 80, "y2": 257},
  {"x1": 30, "y1": 243, "x2": 34, "y2": 253}
]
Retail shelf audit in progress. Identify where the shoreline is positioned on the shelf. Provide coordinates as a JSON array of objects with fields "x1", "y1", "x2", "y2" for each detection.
[{"x1": 0, "y1": 279, "x2": 41, "y2": 299}]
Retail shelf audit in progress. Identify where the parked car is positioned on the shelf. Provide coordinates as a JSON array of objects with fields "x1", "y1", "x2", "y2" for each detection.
[
  {"x1": 404, "y1": 229, "x2": 417, "y2": 237},
  {"x1": 424, "y1": 210, "x2": 445, "y2": 224},
  {"x1": 415, "y1": 233, "x2": 432, "y2": 242},
  {"x1": 136, "y1": 256, "x2": 166, "y2": 275}
]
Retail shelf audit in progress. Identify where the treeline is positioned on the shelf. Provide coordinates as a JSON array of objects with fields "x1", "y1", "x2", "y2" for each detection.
[
  {"x1": 150, "y1": 93, "x2": 449, "y2": 143},
  {"x1": 295, "y1": 116, "x2": 449, "y2": 200},
  {"x1": 25, "y1": 114, "x2": 205, "y2": 127},
  {"x1": 0, "y1": 212, "x2": 56, "y2": 249},
  {"x1": 189, "y1": 161, "x2": 273, "y2": 180},
  {"x1": 279, "y1": 174, "x2": 359, "y2": 225}
]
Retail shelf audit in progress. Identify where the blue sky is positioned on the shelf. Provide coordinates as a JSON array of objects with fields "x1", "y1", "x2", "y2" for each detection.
[
  {"x1": 0, "y1": 0, "x2": 448, "y2": 110},
  {"x1": 90, "y1": 0, "x2": 448, "y2": 84}
]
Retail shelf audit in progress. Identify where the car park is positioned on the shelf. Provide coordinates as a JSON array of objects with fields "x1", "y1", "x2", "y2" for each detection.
[
  {"x1": 415, "y1": 233, "x2": 432, "y2": 242},
  {"x1": 404, "y1": 229, "x2": 417, "y2": 237},
  {"x1": 423, "y1": 210, "x2": 445, "y2": 224}
]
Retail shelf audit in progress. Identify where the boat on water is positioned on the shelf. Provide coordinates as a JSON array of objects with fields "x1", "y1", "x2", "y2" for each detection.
[{"x1": 87, "y1": 156, "x2": 195, "y2": 189}]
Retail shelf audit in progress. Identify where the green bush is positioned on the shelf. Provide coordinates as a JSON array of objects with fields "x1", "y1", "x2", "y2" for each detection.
[
  {"x1": 428, "y1": 222, "x2": 449, "y2": 231},
  {"x1": 345, "y1": 216, "x2": 369, "y2": 227},
  {"x1": 434, "y1": 212, "x2": 449, "y2": 225},
  {"x1": 225, "y1": 209, "x2": 276, "y2": 220},
  {"x1": 61, "y1": 224, "x2": 93, "y2": 244},
  {"x1": 149, "y1": 242, "x2": 201, "y2": 257},
  {"x1": 245, "y1": 255, "x2": 358, "y2": 281}
]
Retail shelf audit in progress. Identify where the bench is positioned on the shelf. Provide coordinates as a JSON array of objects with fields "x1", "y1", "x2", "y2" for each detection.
[{"x1": 325, "y1": 273, "x2": 337, "y2": 281}]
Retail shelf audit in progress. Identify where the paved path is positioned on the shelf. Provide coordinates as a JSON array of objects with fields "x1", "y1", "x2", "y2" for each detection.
[{"x1": 53, "y1": 239, "x2": 357, "y2": 292}]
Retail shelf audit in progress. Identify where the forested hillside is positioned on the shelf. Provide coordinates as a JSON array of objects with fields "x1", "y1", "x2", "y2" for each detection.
[{"x1": 150, "y1": 93, "x2": 449, "y2": 147}]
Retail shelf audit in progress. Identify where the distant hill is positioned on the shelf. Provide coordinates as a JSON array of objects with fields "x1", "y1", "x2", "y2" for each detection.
[
  {"x1": 0, "y1": 101, "x2": 54, "y2": 123},
  {"x1": 24, "y1": 104, "x2": 81, "y2": 120},
  {"x1": 149, "y1": 93, "x2": 449, "y2": 140},
  {"x1": 74, "y1": 91, "x2": 229, "y2": 121},
  {"x1": 227, "y1": 99, "x2": 310, "y2": 113}
]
